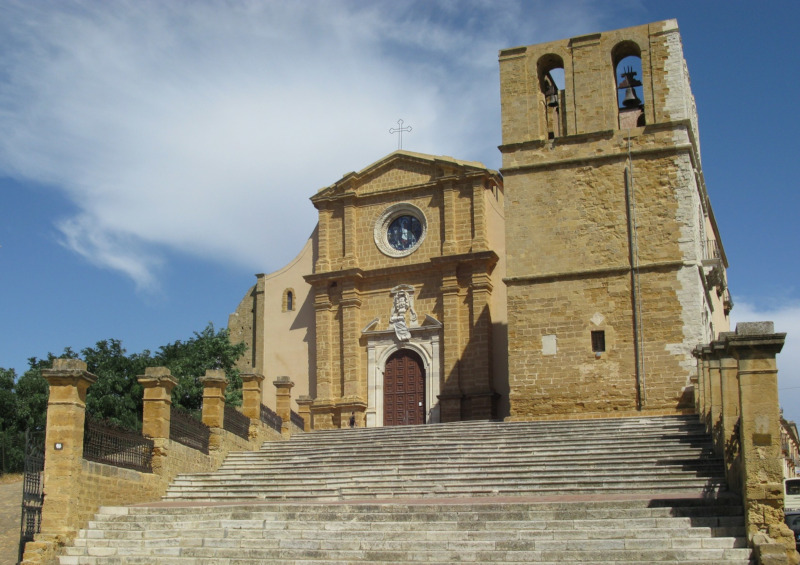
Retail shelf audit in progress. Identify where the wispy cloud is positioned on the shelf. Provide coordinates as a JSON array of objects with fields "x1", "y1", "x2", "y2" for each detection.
[{"x1": 0, "y1": 0, "x2": 608, "y2": 290}]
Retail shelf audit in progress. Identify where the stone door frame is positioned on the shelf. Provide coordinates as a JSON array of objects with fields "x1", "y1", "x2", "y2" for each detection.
[
  {"x1": 383, "y1": 349, "x2": 426, "y2": 426},
  {"x1": 363, "y1": 315, "x2": 442, "y2": 427}
]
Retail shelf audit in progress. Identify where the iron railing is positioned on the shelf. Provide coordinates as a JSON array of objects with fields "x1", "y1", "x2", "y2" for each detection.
[
  {"x1": 169, "y1": 407, "x2": 210, "y2": 454},
  {"x1": 290, "y1": 410, "x2": 305, "y2": 430},
  {"x1": 224, "y1": 405, "x2": 251, "y2": 440},
  {"x1": 260, "y1": 403, "x2": 282, "y2": 433},
  {"x1": 19, "y1": 429, "x2": 45, "y2": 563},
  {"x1": 83, "y1": 416, "x2": 153, "y2": 473}
]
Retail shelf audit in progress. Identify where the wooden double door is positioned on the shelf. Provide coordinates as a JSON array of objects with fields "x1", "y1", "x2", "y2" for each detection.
[{"x1": 383, "y1": 349, "x2": 425, "y2": 426}]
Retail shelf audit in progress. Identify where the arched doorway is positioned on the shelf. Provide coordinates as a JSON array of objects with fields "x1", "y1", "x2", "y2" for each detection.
[{"x1": 383, "y1": 349, "x2": 426, "y2": 426}]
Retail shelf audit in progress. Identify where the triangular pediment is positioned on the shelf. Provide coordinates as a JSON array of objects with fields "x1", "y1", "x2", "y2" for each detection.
[{"x1": 312, "y1": 150, "x2": 492, "y2": 202}]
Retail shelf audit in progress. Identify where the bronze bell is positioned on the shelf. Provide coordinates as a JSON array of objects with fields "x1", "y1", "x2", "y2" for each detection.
[
  {"x1": 544, "y1": 82, "x2": 559, "y2": 107},
  {"x1": 618, "y1": 66, "x2": 643, "y2": 108},
  {"x1": 622, "y1": 86, "x2": 641, "y2": 107}
]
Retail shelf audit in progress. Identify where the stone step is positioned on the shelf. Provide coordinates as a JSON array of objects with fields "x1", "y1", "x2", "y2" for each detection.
[
  {"x1": 62, "y1": 417, "x2": 753, "y2": 564},
  {"x1": 62, "y1": 500, "x2": 750, "y2": 564}
]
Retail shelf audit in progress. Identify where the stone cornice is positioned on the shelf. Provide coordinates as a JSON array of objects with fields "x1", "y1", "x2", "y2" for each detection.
[
  {"x1": 305, "y1": 250, "x2": 499, "y2": 286},
  {"x1": 504, "y1": 259, "x2": 686, "y2": 285}
]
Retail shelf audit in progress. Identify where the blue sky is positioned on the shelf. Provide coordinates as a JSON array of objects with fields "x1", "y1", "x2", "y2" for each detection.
[{"x1": 1, "y1": 1, "x2": 799, "y2": 422}]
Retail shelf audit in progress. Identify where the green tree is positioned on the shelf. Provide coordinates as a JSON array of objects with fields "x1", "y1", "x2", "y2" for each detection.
[
  {"x1": 83, "y1": 339, "x2": 153, "y2": 430},
  {"x1": 0, "y1": 367, "x2": 22, "y2": 473},
  {"x1": 0, "y1": 368, "x2": 18, "y2": 432},
  {"x1": 155, "y1": 324, "x2": 246, "y2": 411},
  {"x1": 3, "y1": 323, "x2": 246, "y2": 436}
]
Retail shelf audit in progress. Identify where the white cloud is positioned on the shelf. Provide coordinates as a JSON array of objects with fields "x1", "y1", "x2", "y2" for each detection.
[
  {"x1": 730, "y1": 301, "x2": 800, "y2": 424},
  {"x1": 0, "y1": 1, "x2": 609, "y2": 290}
]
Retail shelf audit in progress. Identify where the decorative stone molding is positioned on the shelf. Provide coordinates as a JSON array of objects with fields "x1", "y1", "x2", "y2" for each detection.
[
  {"x1": 362, "y1": 313, "x2": 442, "y2": 427},
  {"x1": 373, "y1": 202, "x2": 427, "y2": 258}
]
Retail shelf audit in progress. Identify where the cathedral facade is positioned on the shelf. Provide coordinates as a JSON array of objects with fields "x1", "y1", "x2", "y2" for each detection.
[{"x1": 228, "y1": 20, "x2": 731, "y2": 428}]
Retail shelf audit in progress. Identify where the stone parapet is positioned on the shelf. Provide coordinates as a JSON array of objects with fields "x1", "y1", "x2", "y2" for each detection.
[
  {"x1": 695, "y1": 322, "x2": 799, "y2": 565},
  {"x1": 22, "y1": 361, "x2": 285, "y2": 565}
]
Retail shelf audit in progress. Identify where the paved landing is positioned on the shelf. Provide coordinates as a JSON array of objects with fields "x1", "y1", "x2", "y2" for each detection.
[{"x1": 0, "y1": 477, "x2": 22, "y2": 565}]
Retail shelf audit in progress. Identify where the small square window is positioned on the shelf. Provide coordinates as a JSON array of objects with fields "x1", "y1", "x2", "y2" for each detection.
[{"x1": 591, "y1": 330, "x2": 606, "y2": 353}]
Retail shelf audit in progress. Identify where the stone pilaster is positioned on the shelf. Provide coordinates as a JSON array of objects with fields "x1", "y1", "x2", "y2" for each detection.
[
  {"x1": 199, "y1": 370, "x2": 227, "y2": 429},
  {"x1": 464, "y1": 268, "x2": 495, "y2": 419},
  {"x1": 138, "y1": 367, "x2": 177, "y2": 440},
  {"x1": 40, "y1": 359, "x2": 97, "y2": 538},
  {"x1": 316, "y1": 205, "x2": 331, "y2": 271},
  {"x1": 340, "y1": 279, "x2": 362, "y2": 399},
  {"x1": 442, "y1": 181, "x2": 458, "y2": 255},
  {"x1": 342, "y1": 196, "x2": 357, "y2": 268},
  {"x1": 438, "y1": 269, "x2": 462, "y2": 422},
  {"x1": 471, "y1": 178, "x2": 488, "y2": 252},
  {"x1": 313, "y1": 287, "x2": 333, "y2": 404},
  {"x1": 274, "y1": 376, "x2": 294, "y2": 438},
  {"x1": 726, "y1": 322, "x2": 797, "y2": 562}
]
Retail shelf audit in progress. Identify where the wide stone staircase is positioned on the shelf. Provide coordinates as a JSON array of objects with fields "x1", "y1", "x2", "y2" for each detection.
[{"x1": 61, "y1": 416, "x2": 753, "y2": 564}]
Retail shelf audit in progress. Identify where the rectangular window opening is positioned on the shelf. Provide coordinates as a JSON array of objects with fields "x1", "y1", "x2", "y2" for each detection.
[{"x1": 591, "y1": 330, "x2": 606, "y2": 353}]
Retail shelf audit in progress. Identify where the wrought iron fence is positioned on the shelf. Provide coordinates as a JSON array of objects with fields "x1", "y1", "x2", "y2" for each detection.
[
  {"x1": 290, "y1": 410, "x2": 305, "y2": 430},
  {"x1": 83, "y1": 416, "x2": 153, "y2": 473},
  {"x1": 260, "y1": 403, "x2": 282, "y2": 433},
  {"x1": 19, "y1": 429, "x2": 45, "y2": 563},
  {"x1": 169, "y1": 407, "x2": 210, "y2": 454},
  {"x1": 223, "y1": 405, "x2": 250, "y2": 440}
]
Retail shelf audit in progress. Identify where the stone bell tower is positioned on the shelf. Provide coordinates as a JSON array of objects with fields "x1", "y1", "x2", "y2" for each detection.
[{"x1": 499, "y1": 20, "x2": 731, "y2": 420}]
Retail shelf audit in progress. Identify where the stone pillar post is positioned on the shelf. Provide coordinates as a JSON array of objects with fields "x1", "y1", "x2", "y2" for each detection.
[
  {"x1": 701, "y1": 344, "x2": 713, "y2": 433},
  {"x1": 40, "y1": 359, "x2": 97, "y2": 538},
  {"x1": 726, "y1": 322, "x2": 797, "y2": 562},
  {"x1": 138, "y1": 367, "x2": 177, "y2": 440},
  {"x1": 240, "y1": 373, "x2": 265, "y2": 420},
  {"x1": 274, "y1": 376, "x2": 294, "y2": 438},
  {"x1": 708, "y1": 341, "x2": 724, "y2": 456},
  {"x1": 137, "y1": 367, "x2": 177, "y2": 477},
  {"x1": 296, "y1": 395, "x2": 313, "y2": 432},
  {"x1": 199, "y1": 370, "x2": 227, "y2": 429},
  {"x1": 718, "y1": 339, "x2": 741, "y2": 492},
  {"x1": 691, "y1": 346, "x2": 703, "y2": 416}
]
